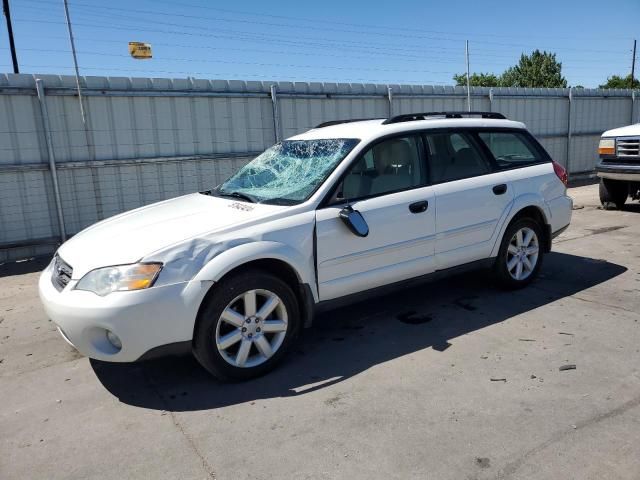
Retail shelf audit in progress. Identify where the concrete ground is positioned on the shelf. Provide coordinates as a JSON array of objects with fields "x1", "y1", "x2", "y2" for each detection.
[{"x1": 1, "y1": 183, "x2": 640, "y2": 480}]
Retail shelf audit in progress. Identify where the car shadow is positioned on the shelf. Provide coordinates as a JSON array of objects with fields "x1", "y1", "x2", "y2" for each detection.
[{"x1": 90, "y1": 251, "x2": 627, "y2": 412}]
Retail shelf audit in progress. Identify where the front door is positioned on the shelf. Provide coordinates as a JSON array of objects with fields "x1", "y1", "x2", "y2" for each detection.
[{"x1": 315, "y1": 135, "x2": 436, "y2": 301}]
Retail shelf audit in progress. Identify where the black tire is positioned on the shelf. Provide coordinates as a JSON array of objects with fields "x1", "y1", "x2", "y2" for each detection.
[
  {"x1": 493, "y1": 217, "x2": 545, "y2": 290},
  {"x1": 599, "y1": 178, "x2": 628, "y2": 210},
  {"x1": 193, "y1": 269, "x2": 300, "y2": 381}
]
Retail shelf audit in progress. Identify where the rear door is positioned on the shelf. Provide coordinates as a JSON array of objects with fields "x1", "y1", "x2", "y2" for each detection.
[
  {"x1": 315, "y1": 134, "x2": 436, "y2": 301},
  {"x1": 425, "y1": 130, "x2": 513, "y2": 270}
]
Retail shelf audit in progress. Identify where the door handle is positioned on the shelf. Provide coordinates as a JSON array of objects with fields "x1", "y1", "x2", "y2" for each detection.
[
  {"x1": 409, "y1": 200, "x2": 429, "y2": 213},
  {"x1": 492, "y1": 184, "x2": 508, "y2": 195}
]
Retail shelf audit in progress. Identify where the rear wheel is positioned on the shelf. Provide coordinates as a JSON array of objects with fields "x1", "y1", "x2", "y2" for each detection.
[
  {"x1": 494, "y1": 218, "x2": 544, "y2": 289},
  {"x1": 193, "y1": 270, "x2": 300, "y2": 381},
  {"x1": 599, "y1": 178, "x2": 628, "y2": 210}
]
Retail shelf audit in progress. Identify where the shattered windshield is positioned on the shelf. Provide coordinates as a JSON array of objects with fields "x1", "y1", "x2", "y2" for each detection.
[{"x1": 216, "y1": 138, "x2": 359, "y2": 205}]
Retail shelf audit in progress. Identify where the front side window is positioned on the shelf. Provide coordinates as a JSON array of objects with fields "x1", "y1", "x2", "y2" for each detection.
[
  {"x1": 340, "y1": 136, "x2": 425, "y2": 200},
  {"x1": 217, "y1": 138, "x2": 359, "y2": 205},
  {"x1": 478, "y1": 131, "x2": 543, "y2": 169},
  {"x1": 424, "y1": 132, "x2": 490, "y2": 183}
]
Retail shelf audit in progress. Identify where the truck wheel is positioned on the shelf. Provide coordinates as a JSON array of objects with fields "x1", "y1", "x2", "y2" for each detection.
[
  {"x1": 193, "y1": 269, "x2": 300, "y2": 381},
  {"x1": 599, "y1": 178, "x2": 628, "y2": 210}
]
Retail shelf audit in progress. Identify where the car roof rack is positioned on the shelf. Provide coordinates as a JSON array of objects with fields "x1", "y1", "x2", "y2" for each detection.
[
  {"x1": 314, "y1": 118, "x2": 383, "y2": 128},
  {"x1": 382, "y1": 111, "x2": 506, "y2": 125}
]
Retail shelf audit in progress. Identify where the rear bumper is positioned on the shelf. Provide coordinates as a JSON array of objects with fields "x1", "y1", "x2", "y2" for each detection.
[
  {"x1": 551, "y1": 224, "x2": 569, "y2": 239},
  {"x1": 547, "y1": 194, "x2": 572, "y2": 235},
  {"x1": 38, "y1": 260, "x2": 209, "y2": 362},
  {"x1": 596, "y1": 162, "x2": 640, "y2": 181}
]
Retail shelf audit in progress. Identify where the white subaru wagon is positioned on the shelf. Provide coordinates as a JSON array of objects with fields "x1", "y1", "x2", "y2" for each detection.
[{"x1": 39, "y1": 112, "x2": 572, "y2": 380}]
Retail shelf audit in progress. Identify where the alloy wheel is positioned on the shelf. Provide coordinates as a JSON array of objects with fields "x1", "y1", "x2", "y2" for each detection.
[
  {"x1": 506, "y1": 227, "x2": 539, "y2": 281},
  {"x1": 215, "y1": 289, "x2": 288, "y2": 368}
]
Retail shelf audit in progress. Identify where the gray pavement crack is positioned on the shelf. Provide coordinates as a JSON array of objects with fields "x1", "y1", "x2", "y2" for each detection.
[
  {"x1": 554, "y1": 224, "x2": 629, "y2": 244},
  {"x1": 495, "y1": 394, "x2": 640, "y2": 479},
  {"x1": 142, "y1": 370, "x2": 216, "y2": 479},
  {"x1": 531, "y1": 284, "x2": 638, "y2": 315}
]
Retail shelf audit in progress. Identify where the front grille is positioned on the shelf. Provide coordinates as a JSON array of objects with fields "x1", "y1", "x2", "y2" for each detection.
[
  {"x1": 616, "y1": 138, "x2": 640, "y2": 158},
  {"x1": 51, "y1": 255, "x2": 73, "y2": 292}
]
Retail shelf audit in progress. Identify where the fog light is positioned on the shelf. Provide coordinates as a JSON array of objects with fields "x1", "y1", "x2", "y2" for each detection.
[{"x1": 105, "y1": 330, "x2": 122, "y2": 350}]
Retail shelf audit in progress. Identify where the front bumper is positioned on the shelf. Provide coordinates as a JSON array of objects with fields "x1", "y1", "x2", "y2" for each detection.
[
  {"x1": 38, "y1": 260, "x2": 209, "y2": 362},
  {"x1": 596, "y1": 161, "x2": 640, "y2": 182}
]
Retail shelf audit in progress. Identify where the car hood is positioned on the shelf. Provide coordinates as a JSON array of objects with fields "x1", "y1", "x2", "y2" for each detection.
[
  {"x1": 57, "y1": 193, "x2": 286, "y2": 278},
  {"x1": 602, "y1": 124, "x2": 640, "y2": 138}
]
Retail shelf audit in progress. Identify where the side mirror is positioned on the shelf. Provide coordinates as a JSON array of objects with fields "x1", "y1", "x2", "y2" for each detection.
[{"x1": 339, "y1": 206, "x2": 369, "y2": 237}]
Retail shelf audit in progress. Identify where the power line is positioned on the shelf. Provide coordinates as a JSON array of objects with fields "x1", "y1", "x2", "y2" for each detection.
[
  {"x1": 0, "y1": 46, "x2": 460, "y2": 74},
  {"x1": 13, "y1": 1, "x2": 632, "y2": 59},
  {"x1": 30, "y1": 0, "x2": 626, "y2": 51},
  {"x1": 13, "y1": 15, "x2": 632, "y2": 65},
  {"x1": 43, "y1": 4, "x2": 637, "y2": 57},
  {"x1": 6, "y1": 1, "x2": 633, "y2": 88},
  {"x1": 55, "y1": 0, "x2": 635, "y2": 43}
]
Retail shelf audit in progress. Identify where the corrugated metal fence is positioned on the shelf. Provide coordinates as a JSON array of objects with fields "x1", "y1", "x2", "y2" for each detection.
[{"x1": 0, "y1": 73, "x2": 638, "y2": 261}]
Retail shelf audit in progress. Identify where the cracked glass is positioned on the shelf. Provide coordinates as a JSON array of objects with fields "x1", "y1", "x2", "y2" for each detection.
[{"x1": 217, "y1": 138, "x2": 359, "y2": 205}]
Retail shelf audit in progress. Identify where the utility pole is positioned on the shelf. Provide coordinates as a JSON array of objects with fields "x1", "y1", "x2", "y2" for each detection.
[
  {"x1": 465, "y1": 40, "x2": 471, "y2": 112},
  {"x1": 2, "y1": 0, "x2": 19, "y2": 73},
  {"x1": 631, "y1": 39, "x2": 637, "y2": 88},
  {"x1": 62, "y1": 0, "x2": 86, "y2": 124}
]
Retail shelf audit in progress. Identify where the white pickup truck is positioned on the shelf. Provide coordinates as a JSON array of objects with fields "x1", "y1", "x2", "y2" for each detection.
[{"x1": 597, "y1": 124, "x2": 640, "y2": 209}]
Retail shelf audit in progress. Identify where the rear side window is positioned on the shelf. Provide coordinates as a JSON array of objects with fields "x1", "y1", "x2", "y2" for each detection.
[
  {"x1": 478, "y1": 131, "x2": 543, "y2": 169},
  {"x1": 424, "y1": 132, "x2": 490, "y2": 183}
]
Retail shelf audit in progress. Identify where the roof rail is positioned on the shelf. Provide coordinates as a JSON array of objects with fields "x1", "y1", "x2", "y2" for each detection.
[
  {"x1": 382, "y1": 111, "x2": 506, "y2": 125},
  {"x1": 314, "y1": 118, "x2": 383, "y2": 128}
]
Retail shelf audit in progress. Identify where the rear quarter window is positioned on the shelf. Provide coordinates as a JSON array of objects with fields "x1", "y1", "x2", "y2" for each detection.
[{"x1": 478, "y1": 131, "x2": 545, "y2": 169}]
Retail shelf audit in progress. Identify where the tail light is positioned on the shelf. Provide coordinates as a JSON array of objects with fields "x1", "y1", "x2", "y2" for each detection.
[{"x1": 552, "y1": 160, "x2": 568, "y2": 186}]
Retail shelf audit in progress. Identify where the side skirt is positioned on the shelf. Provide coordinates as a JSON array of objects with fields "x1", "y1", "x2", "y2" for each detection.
[{"x1": 310, "y1": 257, "x2": 494, "y2": 319}]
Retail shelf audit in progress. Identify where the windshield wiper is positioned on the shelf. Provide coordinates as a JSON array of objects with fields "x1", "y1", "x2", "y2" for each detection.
[{"x1": 216, "y1": 189, "x2": 257, "y2": 203}]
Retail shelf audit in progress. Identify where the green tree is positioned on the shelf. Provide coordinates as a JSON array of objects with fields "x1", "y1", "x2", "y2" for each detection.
[
  {"x1": 453, "y1": 72, "x2": 501, "y2": 87},
  {"x1": 500, "y1": 50, "x2": 567, "y2": 88},
  {"x1": 453, "y1": 50, "x2": 567, "y2": 88},
  {"x1": 599, "y1": 74, "x2": 640, "y2": 89}
]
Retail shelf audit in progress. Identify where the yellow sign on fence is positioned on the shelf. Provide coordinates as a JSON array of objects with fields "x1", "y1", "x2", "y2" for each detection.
[{"x1": 128, "y1": 42, "x2": 152, "y2": 59}]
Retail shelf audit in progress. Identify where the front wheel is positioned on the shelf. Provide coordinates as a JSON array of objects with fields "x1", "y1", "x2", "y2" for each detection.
[
  {"x1": 193, "y1": 270, "x2": 300, "y2": 381},
  {"x1": 493, "y1": 218, "x2": 544, "y2": 289}
]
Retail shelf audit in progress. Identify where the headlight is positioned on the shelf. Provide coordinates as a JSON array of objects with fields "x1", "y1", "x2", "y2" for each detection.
[
  {"x1": 598, "y1": 138, "x2": 615, "y2": 155},
  {"x1": 75, "y1": 263, "x2": 162, "y2": 296}
]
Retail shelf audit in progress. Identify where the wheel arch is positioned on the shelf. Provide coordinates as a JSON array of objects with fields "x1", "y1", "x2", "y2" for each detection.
[
  {"x1": 491, "y1": 198, "x2": 552, "y2": 257},
  {"x1": 190, "y1": 242, "x2": 317, "y2": 340}
]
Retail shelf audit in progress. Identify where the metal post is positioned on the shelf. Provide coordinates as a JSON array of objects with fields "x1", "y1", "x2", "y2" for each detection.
[
  {"x1": 2, "y1": 0, "x2": 19, "y2": 73},
  {"x1": 270, "y1": 84, "x2": 281, "y2": 143},
  {"x1": 62, "y1": 0, "x2": 86, "y2": 125},
  {"x1": 566, "y1": 87, "x2": 573, "y2": 177},
  {"x1": 387, "y1": 86, "x2": 393, "y2": 117},
  {"x1": 488, "y1": 88, "x2": 494, "y2": 112},
  {"x1": 36, "y1": 79, "x2": 67, "y2": 242},
  {"x1": 465, "y1": 40, "x2": 471, "y2": 112},
  {"x1": 631, "y1": 40, "x2": 637, "y2": 124},
  {"x1": 631, "y1": 39, "x2": 636, "y2": 87}
]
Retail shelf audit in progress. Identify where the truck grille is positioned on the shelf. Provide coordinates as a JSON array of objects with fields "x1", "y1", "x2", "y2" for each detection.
[
  {"x1": 51, "y1": 255, "x2": 73, "y2": 292},
  {"x1": 616, "y1": 138, "x2": 640, "y2": 158}
]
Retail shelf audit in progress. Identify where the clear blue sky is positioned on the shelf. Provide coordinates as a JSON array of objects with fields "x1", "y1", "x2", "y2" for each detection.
[{"x1": 1, "y1": 0, "x2": 638, "y2": 87}]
